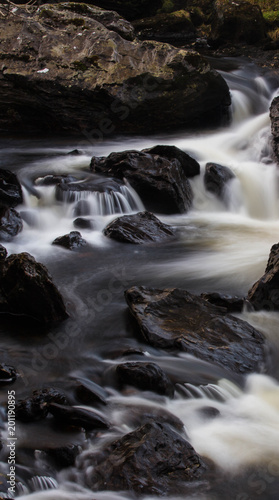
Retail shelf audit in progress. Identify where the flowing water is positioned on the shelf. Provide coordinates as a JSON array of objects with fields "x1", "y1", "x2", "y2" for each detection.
[{"x1": 1, "y1": 58, "x2": 279, "y2": 499}]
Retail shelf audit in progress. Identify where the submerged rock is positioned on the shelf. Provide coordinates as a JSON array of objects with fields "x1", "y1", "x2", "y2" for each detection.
[
  {"x1": 52, "y1": 231, "x2": 86, "y2": 250},
  {"x1": 0, "y1": 169, "x2": 23, "y2": 208},
  {"x1": 75, "y1": 378, "x2": 109, "y2": 406},
  {"x1": 125, "y1": 286, "x2": 266, "y2": 374},
  {"x1": 116, "y1": 361, "x2": 174, "y2": 397},
  {"x1": 0, "y1": 363, "x2": 17, "y2": 384},
  {"x1": 44, "y1": 444, "x2": 80, "y2": 470},
  {"x1": 91, "y1": 149, "x2": 194, "y2": 214},
  {"x1": 0, "y1": 207, "x2": 23, "y2": 241},
  {"x1": 0, "y1": 4, "x2": 230, "y2": 135},
  {"x1": 73, "y1": 217, "x2": 95, "y2": 230},
  {"x1": 204, "y1": 162, "x2": 235, "y2": 199},
  {"x1": 247, "y1": 242, "x2": 279, "y2": 311},
  {"x1": 270, "y1": 96, "x2": 279, "y2": 165},
  {"x1": 0, "y1": 252, "x2": 68, "y2": 325},
  {"x1": 89, "y1": 421, "x2": 207, "y2": 495},
  {"x1": 103, "y1": 212, "x2": 175, "y2": 244},
  {"x1": 48, "y1": 403, "x2": 110, "y2": 430}
]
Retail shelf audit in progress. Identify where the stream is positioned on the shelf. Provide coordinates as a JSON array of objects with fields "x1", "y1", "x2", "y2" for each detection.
[{"x1": 1, "y1": 57, "x2": 279, "y2": 499}]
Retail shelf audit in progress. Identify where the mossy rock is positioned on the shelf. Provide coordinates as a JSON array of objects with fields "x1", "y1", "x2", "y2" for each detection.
[{"x1": 133, "y1": 10, "x2": 197, "y2": 45}]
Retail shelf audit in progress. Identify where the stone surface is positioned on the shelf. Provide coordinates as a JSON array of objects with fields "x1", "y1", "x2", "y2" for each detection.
[
  {"x1": 116, "y1": 361, "x2": 174, "y2": 397},
  {"x1": 0, "y1": 207, "x2": 23, "y2": 241},
  {"x1": 48, "y1": 403, "x2": 110, "y2": 430},
  {"x1": 125, "y1": 286, "x2": 266, "y2": 374},
  {"x1": 247, "y1": 242, "x2": 279, "y2": 311},
  {"x1": 0, "y1": 363, "x2": 17, "y2": 384},
  {"x1": 103, "y1": 212, "x2": 175, "y2": 244},
  {"x1": 52, "y1": 231, "x2": 86, "y2": 250},
  {"x1": 270, "y1": 96, "x2": 279, "y2": 165},
  {"x1": 91, "y1": 150, "x2": 194, "y2": 214},
  {"x1": 0, "y1": 169, "x2": 23, "y2": 208},
  {"x1": 0, "y1": 4, "x2": 230, "y2": 135},
  {"x1": 200, "y1": 292, "x2": 244, "y2": 313},
  {"x1": 15, "y1": 388, "x2": 69, "y2": 422},
  {"x1": 0, "y1": 244, "x2": 7, "y2": 260},
  {"x1": 89, "y1": 421, "x2": 206, "y2": 495},
  {"x1": 204, "y1": 162, "x2": 235, "y2": 199},
  {"x1": 0, "y1": 252, "x2": 68, "y2": 325}
]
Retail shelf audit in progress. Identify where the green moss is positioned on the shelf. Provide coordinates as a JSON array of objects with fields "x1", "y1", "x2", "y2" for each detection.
[
  {"x1": 263, "y1": 10, "x2": 279, "y2": 21},
  {"x1": 159, "y1": 0, "x2": 175, "y2": 14},
  {"x1": 62, "y1": 2, "x2": 91, "y2": 15}
]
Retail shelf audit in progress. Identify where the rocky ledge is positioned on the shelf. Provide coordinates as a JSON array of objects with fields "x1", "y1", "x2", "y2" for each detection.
[{"x1": 0, "y1": 3, "x2": 230, "y2": 135}]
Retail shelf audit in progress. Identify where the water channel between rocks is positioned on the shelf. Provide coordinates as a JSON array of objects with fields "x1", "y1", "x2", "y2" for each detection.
[{"x1": 1, "y1": 57, "x2": 279, "y2": 499}]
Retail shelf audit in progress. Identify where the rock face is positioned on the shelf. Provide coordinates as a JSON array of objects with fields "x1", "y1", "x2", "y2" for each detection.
[
  {"x1": 142, "y1": 145, "x2": 200, "y2": 178},
  {"x1": 91, "y1": 149, "x2": 194, "y2": 214},
  {"x1": 89, "y1": 421, "x2": 206, "y2": 495},
  {"x1": 116, "y1": 361, "x2": 174, "y2": 397},
  {"x1": 247, "y1": 243, "x2": 279, "y2": 311},
  {"x1": 270, "y1": 96, "x2": 279, "y2": 165},
  {"x1": 204, "y1": 162, "x2": 235, "y2": 199},
  {"x1": 103, "y1": 212, "x2": 175, "y2": 244},
  {"x1": 125, "y1": 286, "x2": 266, "y2": 374},
  {"x1": 210, "y1": 0, "x2": 267, "y2": 46},
  {"x1": 0, "y1": 4, "x2": 230, "y2": 135},
  {"x1": 0, "y1": 169, "x2": 23, "y2": 208},
  {"x1": 0, "y1": 253, "x2": 68, "y2": 325},
  {"x1": 133, "y1": 10, "x2": 197, "y2": 46}
]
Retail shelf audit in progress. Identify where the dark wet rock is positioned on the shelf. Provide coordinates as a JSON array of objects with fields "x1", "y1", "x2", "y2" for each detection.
[
  {"x1": 44, "y1": 444, "x2": 79, "y2": 469},
  {"x1": 123, "y1": 405, "x2": 185, "y2": 432},
  {"x1": 89, "y1": 421, "x2": 206, "y2": 495},
  {"x1": 0, "y1": 252, "x2": 68, "y2": 326},
  {"x1": 66, "y1": 149, "x2": 82, "y2": 156},
  {"x1": 91, "y1": 150, "x2": 194, "y2": 214},
  {"x1": 142, "y1": 145, "x2": 200, "y2": 178},
  {"x1": 0, "y1": 169, "x2": 23, "y2": 208},
  {"x1": 116, "y1": 361, "x2": 174, "y2": 397},
  {"x1": 16, "y1": 388, "x2": 69, "y2": 423},
  {"x1": 73, "y1": 200, "x2": 91, "y2": 217},
  {"x1": 35, "y1": 174, "x2": 78, "y2": 186},
  {"x1": 209, "y1": 0, "x2": 267, "y2": 47},
  {"x1": 200, "y1": 292, "x2": 244, "y2": 313},
  {"x1": 247, "y1": 242, "x2": 279, "y2": 311},
  {"x1": 0, "y1": 363, "x2": 17, "y2": 384},
  {"x1": 204, "y1": 162, "x2": 235, "y2": 199},
  {"x1": 125, "y1": 286, "x2": 266, "y2": 374},
  {"x1": 132, "y1": 10, "x2": 197, "y2": 46},
  {"x1": 197, "y1": 406, "x2": 220, "y2": 419},
  {"x1": 103, "y1": 212, "x2": 175, "y2": 244},
  {"x1": 0, "y1": 5, "x2": 230, "y2": 135},
  {"x1": 0, "y1": 207, "x2": 23, "y2": 241},
  {"x1": 48, "y1": 403, "x2": 110, "y2": 430},
  {"x1": 73, "y1": 218, "x2": 95, "y2": 230},
  {"x1": 0, "y1": 245, "x2": 7, "y2": 260},
  {"x1": 52, "y1": 231, "x2": 86, "y2": 250},
  {"x1": 270, "y1": 96, "x2": 279, "y2": 165},
  {"x1": 75, "y1": 379, "x2": 108, "y2": 406}
]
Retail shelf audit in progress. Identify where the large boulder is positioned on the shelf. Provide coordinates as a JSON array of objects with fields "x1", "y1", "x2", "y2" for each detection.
[
  {"x1": 247, "y1": 243, "x2": 279, "y2": 311},
  {"x1": 125, "y1": 286, "x2": 266, "y2": 374},
  {"x1": 270, "y1": 96, "x2": 279, "y2": 165},
  {"x1": 0, "y1": 252, "x2": 68, "y2": 325},
  {"x1": 88, "y1": 421, "x2": 207, "y2": 495},
  {"x1": 91, "y1": 149, "x2": 194, "y2": 214},
  {"x1": 132, "y1": 10, "x2": 197, "y2": 46},
  {"x1": 0, "y1": 169, "x2": 23, "y2": 208},
  {"x1": 142, "y1": 145, "x2": 200, "y2": 178},
  {"x1": 210, "y1": 0, "x2": 267, "y2": 47},
  {"x1": 103, "y1": 211, "x2": 175, "y2": 244},
  {"x1": 0, "y1": 4, "x2": 231, "y2": 135}
]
